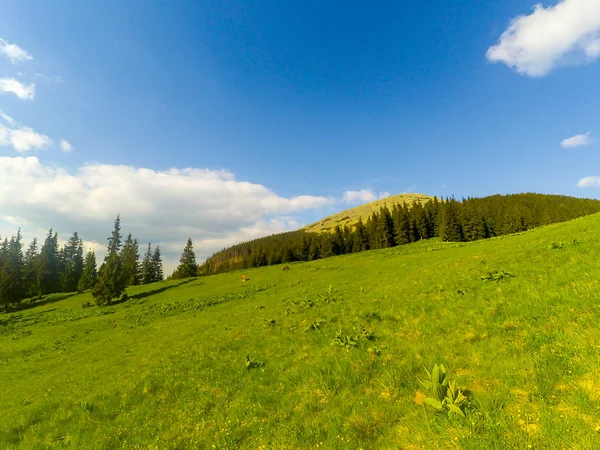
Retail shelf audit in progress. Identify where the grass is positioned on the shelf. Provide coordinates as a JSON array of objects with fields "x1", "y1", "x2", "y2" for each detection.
[
  {"x1": 2, "y1": 214, "x2": 600, "y2": 448},
  {"x1": 302, "y1": 192, "x2": 432, "y2": 233}
]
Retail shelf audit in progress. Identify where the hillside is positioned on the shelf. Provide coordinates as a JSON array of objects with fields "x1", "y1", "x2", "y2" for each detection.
[
  {"x1": 302, "y1": 192, "x2": 432, "y2": 233},
  {"x1": 3, "y1": 213, "x2": 600, "y2": 448}
]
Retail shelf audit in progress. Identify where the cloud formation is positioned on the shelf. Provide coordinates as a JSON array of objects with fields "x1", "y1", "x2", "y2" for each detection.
[
  {"x1": 0, "y1": 78, "x2": 35, "y2": 100},
  {"x1": 0, "y1": 157, "x2": 334, "y2": 269},
  {"x1": 486, "y1": 0, "x2": 600, "y2": 76},
  {"x1": 561, "y1": 132, "x2": 594, "y2": 148},
  {"x1": 60, "y1": 139, "x2": 73, "y2": 152},
  {"x1": 0, "y1": 114, "x2": 52, "y2": 152},
  {"x1": 342, "y1": 189, "x2": 390, "y2": 204},
  {"x1": 0, "y1": 37, "x2": 33, "y2": 63},
  {"x1": 577, "y1": 176, "x2": 600, "y2": 187}
]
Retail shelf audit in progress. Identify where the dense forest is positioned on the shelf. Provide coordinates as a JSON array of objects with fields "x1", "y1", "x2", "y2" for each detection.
[
  {"x1": 201, "y1": 193, "x2": 600, "y2": 275},
  {"x1": 0, "y1": 216, "x2": 198, "y2": 310}
]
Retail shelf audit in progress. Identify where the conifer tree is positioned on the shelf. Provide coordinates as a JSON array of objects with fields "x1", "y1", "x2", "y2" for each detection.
[
  {"x1": 93, "y1": 215, "x2": 127, "y2": 305},
  {"x1": 23, "y1": 238, "x2": 39, "y2": 298},
  {"x1": 121, "y1": 234, "x2": 141, "y2": 286},
  {"x1": 151, "y1": 246, "x2": 164, "y2": 282},
  {"x1": 141, "y1": 243, "x2": 155, "y2": 284},
  {"x1": 78, "y1": 249, "x2": 98, "y2": 292},
  {"x1": 60, "y1": 232, "x2": 84, "y2": 292},
  {"x1": 393, "y1": 204, "x2": 411, "y2": 245},
  {"x1": 440, "y1": 199, "x2": 463, "y2": 242},
  {"x1": 36, "y1": 229, "x2": 61, "y2": 296},
  {"x1": 175, "y1": 238, "x2": 197, "y2": 278},
  {"x1": 352, "y1": 218, "x2": 369, "y2": 253},
  {"x1": 376, "y1": 206, "x2": 395, "y2": 248},
  {"x1": 0, "y1": 231, "x2": 25, "y2": 309}
]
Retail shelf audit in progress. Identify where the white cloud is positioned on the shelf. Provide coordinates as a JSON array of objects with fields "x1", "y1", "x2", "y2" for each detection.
[
  {"x1": 0, "y1": 111, "x2": 16, "y2": 127},
  {"x1": 60, "y1": 139, "x2": 73, "y2": 152},
  {"x1": 577, "y1": 176, "x2": 600, "y2": 187},
  {"x1": 0, "y1": 37, "x2": 33, "y2": 63},
  {"x1": 342, "y1": 189, "x2": 391, "y2": 204},
  {"x1": 0, "y1": 157, "x2": 334, "y2": 271},
  {"x1": 343, "y1": 189, "x2": 377, "y2": 204},
  {"x1": 561, "y1": 131, "x2": 594, "y2": 148},
  {"x1": 486, "y1": 0, "x2": 600, "y2": 76},
  {"x1": 0, "y1": 124, "x2": 52, "y2": 152},
  {"x1": 0, "y1": 78, "x2": 35, "y2": 100}
]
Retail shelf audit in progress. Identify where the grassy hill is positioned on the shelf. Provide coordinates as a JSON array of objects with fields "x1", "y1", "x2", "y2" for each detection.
[
  {"x1": 2, "y1": 213, "x2": 600, "y2": 448},
  {"x1": 303, "y1": 192, "x2": 432, "y2": 232}
]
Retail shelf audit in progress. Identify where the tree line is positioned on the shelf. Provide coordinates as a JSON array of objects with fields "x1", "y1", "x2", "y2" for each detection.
[
  {"x1": 0, "y1": 216, "x2": 199, "y2": 310},
  {"x1": 201, "y1": 193, "x2": 600, "y2": 275}
]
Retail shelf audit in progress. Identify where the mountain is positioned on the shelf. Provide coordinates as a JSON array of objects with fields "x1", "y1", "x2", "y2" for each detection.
[{"x1": 303, "y1": 192, "x2": 433, "y2": 233}]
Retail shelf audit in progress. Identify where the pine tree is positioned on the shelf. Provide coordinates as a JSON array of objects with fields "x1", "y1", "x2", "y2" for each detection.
[
  {"x1": 175, "y1": 238, "x2": 197, "y2": 278},
  {"x1": 36, "y1": 229, "x2": 61, "y2": 296},
  {"x1": 151, "y1": 246, "x2": 164, "y2": 282},
  {"x1": 60, "y1": 232, "x2": 84, "y2": 292},
  {"x1": 141, "y1": 243, "x2": 155, "y2": 284},
  {"x1": 23, "y1": 238, "x2": 39, "y2": 298},
  {"x1": 0, "y1": 231, "x2": 25, "y2": 309},
  {"x1": 440, "y1": 199, "x2": 463, "y2": 242},
  {"x1": 352, "y1": 218, "x2": 369, "y2": 252},
  {"x1": 78, "y1": 249, "x2": 98, "y2": 292},
  {"x1": 93, "y1": 215, "x2": 127, "y2": 305},
  {"x1": 376, "y1": 206, "x2": 395, "y2": 248},
  {"x1": 121, "y1": 234, "x2": 141, "y2": 286},
  {"x1": 392, "y1": 204, "x2": 411, "y2": 245}
]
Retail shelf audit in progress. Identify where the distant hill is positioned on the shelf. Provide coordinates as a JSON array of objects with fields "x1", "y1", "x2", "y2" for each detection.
[{"x1": 303, "y1": 193, "x2": 433, "y2": 233}]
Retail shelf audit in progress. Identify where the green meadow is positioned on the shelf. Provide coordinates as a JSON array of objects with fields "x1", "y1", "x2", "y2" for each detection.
[{"x1": 2, "y1": 213, "x2": 600, "y2": 449}]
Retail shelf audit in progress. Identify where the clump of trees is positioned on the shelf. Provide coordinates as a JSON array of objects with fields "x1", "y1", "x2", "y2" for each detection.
[
  {"x1": 0, "y1": 215, "x2": 197, "y2": 310},
  {"x1": 201, "y1": 193, "x2": 600, "y2": 275}
]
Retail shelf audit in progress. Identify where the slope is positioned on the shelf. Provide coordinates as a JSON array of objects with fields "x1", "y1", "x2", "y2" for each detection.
[
  {"x1": 2, "y1": 214, "x2": 600, "y2": 449},
  {"x1": 303, "y1": 192, "x2": 432, "y2": 232}
]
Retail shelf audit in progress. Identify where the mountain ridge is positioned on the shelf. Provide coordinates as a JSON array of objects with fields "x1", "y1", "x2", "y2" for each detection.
[{"x1": 302, "y1": 192, "x2": 433, "y2": 233}]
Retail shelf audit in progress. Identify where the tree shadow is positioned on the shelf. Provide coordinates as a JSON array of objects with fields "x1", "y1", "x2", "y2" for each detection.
[
  {"x1": 111, "y1": 278, "x2": 199, "y2": 305},
  {"x1": 4, "y1": 293, "x2": 79, "y2": 314}
]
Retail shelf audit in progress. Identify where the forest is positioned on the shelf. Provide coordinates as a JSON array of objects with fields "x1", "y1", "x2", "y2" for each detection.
[
  {"x1": 0, "y1": 216, "x2": 198, "y2": 310},
  {"x1": 2, "y1": 193, "x2": 599, "y2": 310},
  {"x1": 201, "y1": 193, "x2": 600, "y2": 275}
]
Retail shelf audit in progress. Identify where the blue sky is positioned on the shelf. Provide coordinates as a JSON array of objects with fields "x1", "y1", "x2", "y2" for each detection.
[{"x1": 0, "y1": 0, "x2": 599, "y2": 268}]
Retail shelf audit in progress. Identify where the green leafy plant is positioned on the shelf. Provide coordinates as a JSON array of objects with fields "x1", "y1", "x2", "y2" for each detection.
[
  {"x1": 331, "y1": 329, "x2": 358, "y2": 348},
  {"x1": 304, "y1": 318, "x2": 326, "y2": 331},
  {"x1": 480, "y1": 269, "x2": 515, "y2": 282},
  {"x1": 245, "y1": 355, "x2": 261, "y2": 370},
  {"x1": 417, "y1": 363, "x2": 468, "y2": 417},
  {"x1": 355, "y1": 325, "x2": 375, "y2": 341}
]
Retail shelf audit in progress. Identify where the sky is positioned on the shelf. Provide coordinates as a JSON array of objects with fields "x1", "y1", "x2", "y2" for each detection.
[{"x1": 0, "y1": 0, "x2": 599, "y2": 271}]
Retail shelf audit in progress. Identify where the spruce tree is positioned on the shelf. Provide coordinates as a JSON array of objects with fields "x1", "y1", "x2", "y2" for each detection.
[
  {"x1": 440, "y1": 199, "x2": 463, "y2": 242},
  {"x1": 78, "y1": 249, "x2": 98, "y2": 292},
  {"x1": 23, "y1": 238, "x2": 39, "y2": 298},
  {"x1": 36, "y1": 229, "x2": 61, "y2": 296},
  {"x1": 0, "y1": 231, "x2": 25, "y2": 309},
  {"x1": 175, "y1": 238, "x2": 197, "y2": 278},
  {"x1": 93, "y1": 215, "x2": 127, "y2": 305},
  {"x1": 60, "y1": 232, "x2": 84, "y2": 292},
  {"x1": 376, "y1": 206, "x2": 395, "y2": 248},
  {"x1": 141, "y1": 243, "x2": 155, "y2": 284},
  {"x1": 352, "y1": 218, "x2": 369, "y2": 252},
  {"x1": 121, "y1": 234, "x2": 141, "y2": 286},
  {"x1": 151, "y1": 246, "x2": 164, "y2": 282}
]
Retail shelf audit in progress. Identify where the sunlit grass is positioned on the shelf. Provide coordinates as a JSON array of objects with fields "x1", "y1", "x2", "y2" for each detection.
[{"x1": 2, "y1": 215, "x2": 600, "y2": 448}]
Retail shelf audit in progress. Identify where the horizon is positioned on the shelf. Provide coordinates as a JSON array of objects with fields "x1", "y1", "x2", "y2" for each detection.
[{"x1": 1, "y1": 0, "x2": 599, "y2": 271}]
